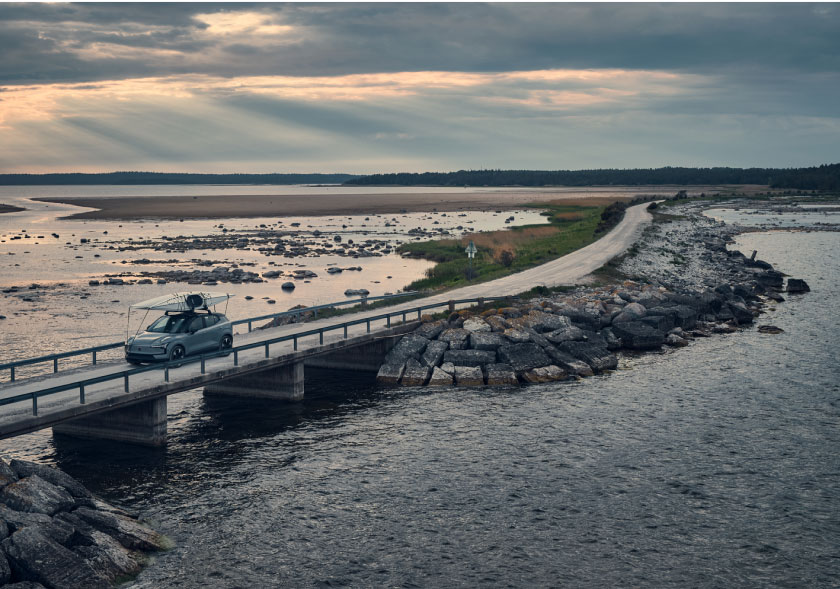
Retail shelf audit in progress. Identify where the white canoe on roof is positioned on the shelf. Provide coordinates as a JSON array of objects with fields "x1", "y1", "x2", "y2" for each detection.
[{"x1": 129, "y1": 292, "x2": 234, "y2": 312}]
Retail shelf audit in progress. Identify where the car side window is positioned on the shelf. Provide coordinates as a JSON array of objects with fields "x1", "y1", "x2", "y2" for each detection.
[
  {"x1": 205, "y1": 315, "x2": 220, "y2": 327},
  {"x1": 187, "y1": 316, "x2": 204, "y2": 332}
]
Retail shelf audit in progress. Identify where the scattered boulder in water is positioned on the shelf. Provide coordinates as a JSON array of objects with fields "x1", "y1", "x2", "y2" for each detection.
[
  {"x1": 786, "y1": 278, "x2": 810, "y2": 293},
  {"x1": 758, "y1": 325, "x2": 784, "y2": 334},
  {"x1": 281, "y1": 282, "x2": 295, "y2": 290}
]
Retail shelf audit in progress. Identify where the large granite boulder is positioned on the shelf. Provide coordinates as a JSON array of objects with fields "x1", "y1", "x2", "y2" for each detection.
[
  {"x1": 73, "y1": 529, "x2": 144, "y2": 583},
  {"x1": 427, "y1": 367, "x2": 454, "y2": 386},
  {"x1": 520, "y1": 365, "x2": 566, "y2": 383},
  {"x1": 376, "y1": 361, "x2": 405, "y2": 385},
  {"x1": 9, "y1": 460, "x2": 91, "y2": 500},
  {"x1": 544, "y1": 347, "x2": 594, "y2": 377},
  {"x1": 400, "y1": 359, "x2": 430, "y2": 386},
  {"x1": 414, "y1": 320, "x2": 446, "y2": 340},
  {"x1": 503, "y1": 328, "x2": 531, "y2": 344},
  {"x1": 0, "y1": 506, "x2": 52, "y2": 533},
  {"x1": 610, "y1": 321, "x2": 665, "y2": 350},
  {"x1": 556, "y1": 342, "x2": 618, "y2": 372},
  {"x1": 454, "y1": 366, "x2": 484, "y2": 386},
  {"x1": 384, "y1": 334, "x2": 429, "y2": 364},
  {"x1": 0, "y1": 461, "x2": 18, "y2": 488},
  {"x1": 469, "y1": 332, "x2": 506, "y2": 351},
  {"x1": 443, "y1": 349, "x2": 497, "y2": 367},
  {"x1": 561, "y1": 309, "x2": 601, "y2": 331},
  {"x1": 420, "y1": 340, "x2": 448, "y2": 368},
  {"x1": 462, "y1": 317, "x2": 491, "y2": 333},
  {"x1": 639, "y1": 314, "x2": 674, "y2": 333},
  {"x1": 71, "y1": 506, "x2": 168, "y2": 552},
  {"x1": 438, "y1": 328, "x2": 470, "y2": 350},
  {"x1": 497, "y1": 343, "x2": 552, "y2": 374},
  {"x1": 484, "y1": 364, "x2": 518, "y2": 386},
  {"x1": 485, "y1": 315, "x2": 508, "y2": 332},
  {"x1": 726, "y1": 301, "x2": 755, "y2": 325},
  {"x1": 544, "y1": 324, "x2": 586, "y2": 343},
  {"x1": 756, "y1": 270, "x2": 784, "y2": 289},
  {"x1": 0, "y1": 476, "x2": 75, "y2": 516},
  {"x1": 2, "y1": 527, "x2": 110, "y2": 589}
]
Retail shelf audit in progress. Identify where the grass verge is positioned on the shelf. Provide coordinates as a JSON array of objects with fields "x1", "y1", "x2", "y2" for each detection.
[{"x1": 397, "y1": 203, "x2": 606, "y2": 291}]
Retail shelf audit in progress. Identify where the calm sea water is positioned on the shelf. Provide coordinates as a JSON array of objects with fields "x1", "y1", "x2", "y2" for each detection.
[{"x1": 1, "y1": 191, "x2": 838, "y2": 587}]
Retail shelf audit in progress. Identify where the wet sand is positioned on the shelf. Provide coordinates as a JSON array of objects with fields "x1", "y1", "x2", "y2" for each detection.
[{"x1": 34, "y1": 191, "x2": 636, "y2": 220}]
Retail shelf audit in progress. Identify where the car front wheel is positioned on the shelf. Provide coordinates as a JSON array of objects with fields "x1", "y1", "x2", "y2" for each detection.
[{"x1": 168, "y1": 345, "x2": 186, "y2": 364}]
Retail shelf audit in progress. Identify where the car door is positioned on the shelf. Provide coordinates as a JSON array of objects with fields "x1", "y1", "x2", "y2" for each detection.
[
  {"x1": 203, "y1": 314, "x2": 223, "y2": 349},
  {"x1": 185, "y1": 315, "x2": 209, "y2": 354}
]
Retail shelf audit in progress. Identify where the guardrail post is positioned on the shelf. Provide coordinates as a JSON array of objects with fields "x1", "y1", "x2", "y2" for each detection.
[
  {"x1": 319, "y1": 329, "x2": 324, "y2": 345},
  {"x1": 124, "y1": 374, "x2": 129, "y2": 393},
  {"x1": 265, "y1": 342, "x2": 270, "y2": 358},
  {"x1": 248, "y1": 321, "x2": 253, "y2": 333},
  {"x1": 92, "y1": 351, "x2": 97, "y2": 366},
  {"x1": 448, "y1": 300, "x2": 455, "y2": 313},
  {"x1": 201, "y1": 358, "x2": 206, "y2": 374},
  {"x1": 417, "y1": 309, "x2": 422, "y2": 320},
  {"x1": 53, "y1": 358, "x2": 58, "y2": 373},
  {"x1": 387, "y1": 314, "x2": 391, "y2": 327},
  {"x1": 366, "y1": 319, "x2": 370, "y2": 333},
  {"x1": 402, "y1": 311, "x2": 407, "y2": 323},
  {"x1": 293, "y1": 336, "x2": 298, "y2": 351},
  {"x1": 32, "y1": 394, "x2": 37, "y2": 416},
  {"x1": 165, "y1": 366, "x2": 170, "y2": 382},
  {"x1": 79, "y1": 384, "x2": 85, "y2": 404},
  {"x1": 343, "y1": 324, "x2": 348, "y2": 338},
  {"x1": 233, "y1": 350, "x2": 239, "y2": 366},
  {"x1": 478, "y1": 297, "x2": 485, "y2": 307},
  {"x1": 10, "y1": 366, "x2": 14, "y2": 382}
]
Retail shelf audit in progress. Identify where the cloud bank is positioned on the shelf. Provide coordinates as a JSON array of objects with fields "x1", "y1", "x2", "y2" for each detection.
[{"x1": 0, "y1": 3, "x2": 837, "y2": 173}]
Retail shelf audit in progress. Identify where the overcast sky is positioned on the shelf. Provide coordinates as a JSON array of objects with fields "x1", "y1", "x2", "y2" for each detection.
[{"x1": 0, "y1": 3, "x2": 837, "y2": 174}]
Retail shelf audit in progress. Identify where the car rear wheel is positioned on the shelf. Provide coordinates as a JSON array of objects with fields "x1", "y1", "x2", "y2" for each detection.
[{"x1": 220, "y1": 334, "x2": 233, "y2": 355}]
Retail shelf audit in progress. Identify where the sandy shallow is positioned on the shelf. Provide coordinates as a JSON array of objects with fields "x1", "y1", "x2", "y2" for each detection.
[{"x1": 33, "y1": 191, "x2": 637, "y2": 220}]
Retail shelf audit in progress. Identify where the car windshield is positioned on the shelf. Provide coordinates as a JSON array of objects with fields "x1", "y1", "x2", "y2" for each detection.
[{"x1": 147, "y1": 315, "x2": 190, "y2": 334}]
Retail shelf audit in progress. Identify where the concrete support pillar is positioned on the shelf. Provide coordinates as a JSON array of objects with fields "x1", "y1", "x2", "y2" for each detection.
[
  {"x1": 304, "y1": 337, "x2": 397, "y2": 372},
  {"x1": 53, "y1": 397, "x2": 167, "y2": 447},
  {"x1": 204, "y1": 361, "x2": 304, "y2": 401}
]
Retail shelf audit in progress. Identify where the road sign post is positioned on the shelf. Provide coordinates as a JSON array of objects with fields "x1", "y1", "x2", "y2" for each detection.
[{"x1": 465, "y1": 240, "x2": 477, "y2": 281}]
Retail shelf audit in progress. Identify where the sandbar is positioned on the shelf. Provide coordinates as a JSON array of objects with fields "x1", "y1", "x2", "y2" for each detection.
[
  {"x1": 34, "y1": 191, "x2": 640, "y2": 220},
  {"x1": 0, "y1": 204, "x2": 25, "y2": 214}
]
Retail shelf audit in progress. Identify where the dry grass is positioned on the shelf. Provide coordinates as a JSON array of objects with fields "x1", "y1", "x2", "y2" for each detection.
[{"x1": 458, "y1": 226, "x2": 560, "y2": 259}]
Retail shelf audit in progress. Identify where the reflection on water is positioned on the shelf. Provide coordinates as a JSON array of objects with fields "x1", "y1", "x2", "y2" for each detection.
[{"x1": 0, "y1": 226, "x2": 837, "y2": 587}]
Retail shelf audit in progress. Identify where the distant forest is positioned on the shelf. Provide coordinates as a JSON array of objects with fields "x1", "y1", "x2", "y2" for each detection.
[
  {"x1": 345, "y1": 164, "x2": 840, "y2": 191},
  {"x1": 0, "y1": 172, "x2": 359, "y2": 185}
]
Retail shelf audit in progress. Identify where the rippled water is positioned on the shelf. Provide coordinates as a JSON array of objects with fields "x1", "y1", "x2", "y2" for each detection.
[{"x1": 1, "y1": 216, "x2": 838, "y2": 586}]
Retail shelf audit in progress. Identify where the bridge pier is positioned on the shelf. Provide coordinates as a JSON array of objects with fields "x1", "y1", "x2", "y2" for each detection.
[
  {"x1": 52, "y1": 397, "x2": 167, "y2": 447},
  {"x1": 204, "y1": 360, "x2": 305, "y2": 401}
]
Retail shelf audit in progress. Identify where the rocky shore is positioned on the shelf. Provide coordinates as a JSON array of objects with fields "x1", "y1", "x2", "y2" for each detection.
[
  {"x1": 377, "y1": 200, "x2": 811, "y2": 388},
  {"x1": 0, "y1": 458, "x2": 169, "y2": 588}
]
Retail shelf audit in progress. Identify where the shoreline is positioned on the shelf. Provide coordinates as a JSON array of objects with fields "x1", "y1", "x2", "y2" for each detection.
[
  {"x1": 0, "y1": 204, "x2": 25, "y2": 215},
  {"x1": 374, "y1": 197, "x2": 817, "y2": 387}
]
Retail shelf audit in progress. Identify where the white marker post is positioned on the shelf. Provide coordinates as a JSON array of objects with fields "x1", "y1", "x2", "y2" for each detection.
[{"x1": 465, "y1": 240, "x2": 477, "y2": 281}]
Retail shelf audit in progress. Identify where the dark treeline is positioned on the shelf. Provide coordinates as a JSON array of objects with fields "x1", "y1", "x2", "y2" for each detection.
[
  {"x1": 345, "y1": 164, "x2": 840, "y2": 191},
  {"x1": 0, "y1": 172, "x2": 359, "y2": 186}
]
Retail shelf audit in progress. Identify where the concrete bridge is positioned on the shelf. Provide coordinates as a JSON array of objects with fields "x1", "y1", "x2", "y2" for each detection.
[{"x1": 0, "y1": 202, "x2": 654, "y2": 447}]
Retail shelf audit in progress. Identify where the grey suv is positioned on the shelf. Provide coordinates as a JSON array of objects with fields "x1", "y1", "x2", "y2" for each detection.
[{"x1": 125, "y1": 311, "x2": 233, "y2": 364}]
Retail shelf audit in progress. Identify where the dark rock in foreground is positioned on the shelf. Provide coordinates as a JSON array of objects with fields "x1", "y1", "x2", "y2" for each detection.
[{"x1": 0, "y1": 459, "x2": 169, "y2": 587}]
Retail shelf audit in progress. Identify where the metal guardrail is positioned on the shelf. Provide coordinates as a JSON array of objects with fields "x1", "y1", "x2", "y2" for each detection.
[
  {"x1": 0, "y1": 295, "x2": 510, "y2": 418},
  {"x1": 0, "y1": 292, "x2": 419, "y2": 382}
]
